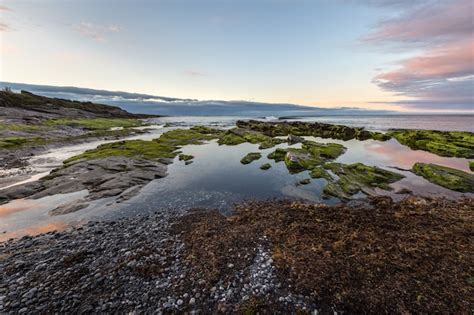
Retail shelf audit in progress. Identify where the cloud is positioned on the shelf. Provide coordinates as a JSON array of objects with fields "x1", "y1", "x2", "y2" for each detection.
[
  {"x1": 364, "y1": 0, "x2": 472, "y2": 45},
  {"x1": 75, "y1": 22, "x2": 122, "y2": 42},
  {"x1": 0, "y1": 22, "x2": 10, "y2": 31},
  {"x1": 0, "y1": 5, "x2": 11, "y2": 11},
  {"x1": 184, "y1": 70, "x2": 207, "y2": 77},
  {"x1": 365, "y1": 0, "x2": 474, "y2": 111}
]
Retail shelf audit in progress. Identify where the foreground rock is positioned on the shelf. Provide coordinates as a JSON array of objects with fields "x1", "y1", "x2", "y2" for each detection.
[
  {"x1": 0, "y1": 197, "x2": 471, "y2": 314},
  {"x1": 0, "y1": 128, "x2": 222, "y2": 211},
  {"x1": 0, "y1": 156, "x2": 168, "y2": 211}
]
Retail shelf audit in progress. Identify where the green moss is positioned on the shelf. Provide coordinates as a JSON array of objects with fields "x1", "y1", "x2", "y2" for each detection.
[
  {"x1": 64, "y1": 140, "x2": 177, "y2": 164},
  {"x1": 267, "y1": 148, "x2": 287, "y2": 162},
  {"x1": 179, "y1": 154, "x2": 194, "y2": 161},
  {"x1": 260, "y1": 163, "x2": 272, "y2": 170},
  {"x1": 309, "y1": 166, "x2": 332, "y2": 180},
  {"x1": 156, "y1": 128, "x2": 219, "y2": 146},
  {"x1": 63, "y1": 127, "x2": 220, "y2": 164},
  {"x1": 240, "y1": 152, "x2": 262, "y2": 164},
  {"x1": 190, "y1": 125, "x2": 223, "y2": 135},
  {"x1": 267, "y1": 141, "x2": 346, "y2": 174},
  {"x1": 412, "y1": 163, "x2": 474, "y2": 193},
  {"x1": 217, "y1": 131, "x2": 247, "y2": 145},
  {"x1": 370, "y1": 132, "x2": 391, "y2": 141},
  {"x1": 0, "y1": 136, "x2": 48, "y2": 149},
  {"x1": 322, "y1": 163, "x2": 405, "y2": 200},
  {"x1": 302, "y1": 141, "x2": 346, "y2": 159},
  {"x1": 44, "y1": 118, "x2": 145, "y2": 130},
  {"x1": 258, "y1": 138, "x2": 286, "y2": 149},
  {"x1": 388, "y1": 130, "x2": 474, "y2": 158},
  {"x1": 470, "y1": 161, "x2": 474, "y2": 171},
  {"x1": 217, "y1": 128, "x2": 285, "y2": 149},
  {"x1": 236, "y1": 120, "x2": 389, "y2": 141},
  {"x1": 0, "y1": 122, "x2": 46, "y2": 132}
]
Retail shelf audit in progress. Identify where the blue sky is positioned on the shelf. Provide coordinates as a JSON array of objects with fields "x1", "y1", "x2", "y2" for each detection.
[{"x1": 0, "y1": 0, "x2": 472, "y2": 112}]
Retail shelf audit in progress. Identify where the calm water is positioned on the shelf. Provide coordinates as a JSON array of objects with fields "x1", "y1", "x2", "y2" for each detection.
[{"x1": 0, "y1": 116, "x2": 473, "y2": 241}]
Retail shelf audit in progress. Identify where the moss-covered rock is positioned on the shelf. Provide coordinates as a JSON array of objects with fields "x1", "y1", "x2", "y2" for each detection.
[
  {"x1": 412, "y1": 163, "x2": 474, "y2": 193},
  {"x1": 236, "y1": 120, "x2": 388, "y2": 141},
  {"x1": 0, "y1": 136, "x2": 48, "y2": 149},
  {"x1": 322, "y1": 163, "x2": 405, "y2": 200},
  {"x1": 65, "y1": 127, "x2": 219, "y2": 164},
  {"x1": 267, "y1": 141, "x2": 346, "y2": 174},
  {"x1": 44, "y1": 118, "x2": 145, "y2": 130},
  {"x1": 388, "y1": 130, "x2": 474, "y2": 158},
  {"x1": 179, "y1": 154, "x2": 194, "y2": 161},
  {"x1": 64, "y1": 140, "x2": 177, "y2": 164},
  {"x1": 240, "y1": 152, "x2": 262, "y2": 164},
  {"x1": 470, "y1": 161, "x2": 474, "y2": 172},
  {"x1": 260, "y1": 163, "x2": 272, "y2": 170},
  {"x1": 309, "y1": 166, "x2": 332, "y2": 180},
  {"x1": 217, "y1": 127, "x2": 285, "y2": 149}
]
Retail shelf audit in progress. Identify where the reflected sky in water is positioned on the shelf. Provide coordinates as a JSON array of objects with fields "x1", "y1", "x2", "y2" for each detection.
[{"x1": 1, "y1": 120, "x2": 472, "y2": 241}]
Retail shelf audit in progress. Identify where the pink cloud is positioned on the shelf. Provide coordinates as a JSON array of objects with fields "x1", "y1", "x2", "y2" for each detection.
[
  {"x1": 365, "y1": 0, "x2": 472, "y2": 44},
  {"x1": 0, "y1": 5, "x2": 11, "y2": 11},
  {"x1": 375, "y1": 41, "x2": 474, "y2": 84},
  {"x1": 365, "y1": 0, "x2": 474, "y2": 110}
]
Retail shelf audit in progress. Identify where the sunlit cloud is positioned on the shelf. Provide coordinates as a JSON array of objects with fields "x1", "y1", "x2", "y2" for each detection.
[
  {"x1": 0, "y1": 22, "x2": 10, "y2": 31},
  {"x1": 364, "y1": 0, "x2": 472, "y2": 45},
  {"x1": 365, "y1": 0, "x2": 474, "y2": 111},
  {"x1": 184, "y1": 70, "x2": 207, "y2": 77},
  {"x1": 74, "y1": 22, "x2": 122, "y2": 42}
]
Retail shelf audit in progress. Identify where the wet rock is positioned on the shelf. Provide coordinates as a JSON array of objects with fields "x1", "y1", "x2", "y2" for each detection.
[{"x1": 287, "y1": 134, "x2": 304, "y2": 144}]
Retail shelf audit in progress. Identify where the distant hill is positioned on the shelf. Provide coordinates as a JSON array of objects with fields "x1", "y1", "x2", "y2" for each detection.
[
  {"x1": 0, "y1": 90, "x2": 153, "y2": 121},
  {"x1": 0, "y1": 82, "x2": 392, "y2": 117}
]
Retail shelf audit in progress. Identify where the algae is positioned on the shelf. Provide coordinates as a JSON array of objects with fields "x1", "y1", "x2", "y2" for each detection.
[
  {"x1": 322, "y1": 163, "x2": 405, "y2": 199},
  {"x1": 236, "y1": 120, "x2": 389, "y2": 141},
  {"x1": 44, "y1": 118, "x2": 145, "y2": 130},
  {"x1": 179, "y1": 154, "x2": 194, "y2": 162},
  {"x1": 260, "y1": 163, "x2": 272, "y2": 170},
  {"x1": 267, "y1": 141, "x2": 346, "y2": 174},
  {"x1": 240, "y1": 152, "x2": 262, "y2": 165},
  {"x1": 0, "y1": 136, "x2": 48, "y2": 149},
  {"x1": 388, "y1": 129, "x2": 474, "y2": 158},
  {"x1": 412, "y1": 162, "x2": 474, "y2": 193},
  {"x1": 64, "y1": 127, "x2": 219, "y2": 164},
  {"x1": 217, "y1": 128, "x2": 284, "y2": 149}
]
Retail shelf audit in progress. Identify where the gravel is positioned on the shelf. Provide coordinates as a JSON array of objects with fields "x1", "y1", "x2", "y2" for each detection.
[{"x1": 0, "y1": 205, "x2": 319, "y2": 313}]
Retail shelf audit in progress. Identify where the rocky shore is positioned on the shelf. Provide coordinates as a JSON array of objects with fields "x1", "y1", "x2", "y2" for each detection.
[{"x1": 0, "y1": 197, "x2": 472, "y2": 314}]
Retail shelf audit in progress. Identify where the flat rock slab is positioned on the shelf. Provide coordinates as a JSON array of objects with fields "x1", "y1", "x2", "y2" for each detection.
[{"x1": 0, "y1": 156, "x2": 168, "y2": 214}]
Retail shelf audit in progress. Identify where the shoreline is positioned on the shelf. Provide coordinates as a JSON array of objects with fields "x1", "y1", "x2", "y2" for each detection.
[{"x1": 0, "y1": 196, "x2": 472, "y2": 313}]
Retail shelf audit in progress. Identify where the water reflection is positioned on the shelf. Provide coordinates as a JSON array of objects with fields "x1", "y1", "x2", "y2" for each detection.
[{"x1": 1, "y1": 128, "x2": 472, "y2": 242}]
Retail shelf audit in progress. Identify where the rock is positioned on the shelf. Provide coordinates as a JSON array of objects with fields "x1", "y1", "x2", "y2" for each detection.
[{"x1": 287, "y1": 134, "x2": 304, "y2": 144}]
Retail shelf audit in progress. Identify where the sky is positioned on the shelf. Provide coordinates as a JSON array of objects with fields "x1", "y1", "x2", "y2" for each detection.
[{"x1": 0, "y1": 0, "x2": 472, "y2": 112}]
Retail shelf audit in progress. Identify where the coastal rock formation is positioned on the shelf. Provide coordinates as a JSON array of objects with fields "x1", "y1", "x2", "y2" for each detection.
[
  {"x1": 236, "y1": 120, "x2": 390, "y2": 141},
  {"x1": 388, "y1": 129, "x2": 474, "y2": 158},
  {"x1": 240, "y1": 152, "x2": 262, "y2": 164},
  {"x1": 412, "y1": 162, "x2": 474, "y2": 193},
  {"x1": 0, "y1": 156, "x2": 168, "y2": 209}
]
